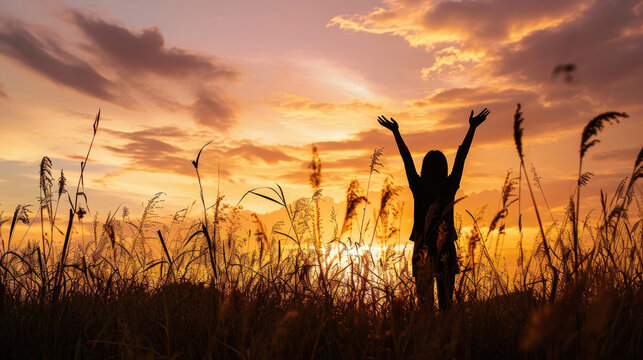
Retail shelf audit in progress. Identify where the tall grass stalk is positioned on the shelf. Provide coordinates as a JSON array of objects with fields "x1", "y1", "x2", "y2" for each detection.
[
  {"x1": 576, "y1": 112, "x2": 628, "y2": 273},
  {"x1": 358, "y1": 148, "x2": 383, "y2": 244},
  {"x1": 513, "y1": 104, "x2": 558, "y2": 300}
]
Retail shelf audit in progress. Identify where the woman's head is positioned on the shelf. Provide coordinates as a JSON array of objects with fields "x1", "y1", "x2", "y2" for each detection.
[{"x1": 421, "y1": 150, "x2": 448, "y2": 182}]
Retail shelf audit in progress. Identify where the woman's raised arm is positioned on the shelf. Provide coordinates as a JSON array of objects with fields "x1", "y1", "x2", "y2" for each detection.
[
  {"x1": 451, "y1": 108, "x2": 490, "y2": 185},
  {"x1": 378, "y1": 115, "x2": 419, "y2": 185}
]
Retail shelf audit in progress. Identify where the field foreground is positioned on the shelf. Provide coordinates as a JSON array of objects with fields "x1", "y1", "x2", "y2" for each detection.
[{"x1": 1, "y1": 280, "x2": 642, "y2": 359}]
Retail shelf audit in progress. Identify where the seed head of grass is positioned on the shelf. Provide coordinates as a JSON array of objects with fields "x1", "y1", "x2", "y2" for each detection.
[
  {"x1": 252, "y1": 213, "x2": 269, "y2": 249},
  {"x1": 57, "y1": 170, "x2": 66, "y2": 198},
  {"x1": 580, "y1": 112, "x2": 628, "y2": 159},
  {"x1": 39, "y1": 157, "x2": 54, "y2": 212},
  {"x1": 578, "y1": 171, "x2": 594, "y2": 187},
  {"x1": 341, "y1": 180, "x2": 368, "y2": 236},
  {"x1": 369, "y1": 148, "x2": 384, "y2": 174},
  {"x1": 513, "y1": 103, "x2": 524, "y2": 161},
  {"x1": 15, "y1": 204, "x2": 33, "y2": 225},
  {"x1": 309, "y1": 145, "x2": 322, "y2": 190},
  {"x1": 378, "y1": 176, "x2": 401, "y2": 219}
]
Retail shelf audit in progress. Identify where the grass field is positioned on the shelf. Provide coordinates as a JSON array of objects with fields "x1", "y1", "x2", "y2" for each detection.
[{"x1": 1, "y1": 106, "x2": 641, "y2": 359}]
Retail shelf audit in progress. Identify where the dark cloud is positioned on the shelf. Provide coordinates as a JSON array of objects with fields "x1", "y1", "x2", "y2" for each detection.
[
  {"x1": 490, "y1": 0, "x2": 643, "y2": 106},
  {"x1": 421, "y1": 0, "x2": 579, "y2": 45},
  {"x1": 0, "y1": 20, "x2": 116, "y2": 100},
  {"x1": 191, "y1": 90, "x2": 237, "y2": 130},
  {"x1": 330, "y1": 0, "x2": 582, "y2": 54},
  {"x1": 225, "y1": 141, "x2": 297, "y2": 164},
  {"x1": 71, "y1": 12, "x2": 238, "y2": 80},
  {"x1": 103, "y1": 127, "x2": 192, "y2": 176},
  {"x1": 333, "y1": 0, "x2": 643, "y2": 111},
  {"x1": 0, "y1": 82, "x2": 7, "y2": 99}
]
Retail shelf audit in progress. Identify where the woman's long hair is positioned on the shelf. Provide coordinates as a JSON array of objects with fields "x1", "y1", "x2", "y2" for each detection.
[{"x1": 420, "y1": 150, "x2": 448, "y2": 187}]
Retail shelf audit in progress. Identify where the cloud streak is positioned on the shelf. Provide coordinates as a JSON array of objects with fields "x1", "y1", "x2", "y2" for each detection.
[
  {"x1": 71, "y1": 12, "x2": 238, "y2": 81},
  {"x1": 0, "y1": 19, "x2": 116, "y2": 100}
]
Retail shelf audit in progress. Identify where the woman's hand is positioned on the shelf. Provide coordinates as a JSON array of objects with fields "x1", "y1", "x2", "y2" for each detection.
[
  {"x1": 469, "y1": 108, "x2": 490, "y2": 128},
  {"x1": 378, "y1": 115, "x2": 399, "y2": 132}
]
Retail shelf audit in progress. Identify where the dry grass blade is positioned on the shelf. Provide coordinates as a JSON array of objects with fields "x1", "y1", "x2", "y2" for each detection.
[
  {"x1": 632, "y1": 146, "x2": 642, "y2": 183},
  {"x1": 53, "y1": 208, "x2": 74, "y2": 299},
  {"x1": 157, "y1": 230, "x2": 174, "y2": 276},
  {"x1": 192, "y1": 140, "x2": 214, "y2": 169},
  {"x1": 7, "y1": 205, "x2": 31, "y2": 250}
]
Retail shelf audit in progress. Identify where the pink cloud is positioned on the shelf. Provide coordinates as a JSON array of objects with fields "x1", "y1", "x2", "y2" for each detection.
[{"x1": 71, "y1": 12, "x2": 238, "y2": 81}]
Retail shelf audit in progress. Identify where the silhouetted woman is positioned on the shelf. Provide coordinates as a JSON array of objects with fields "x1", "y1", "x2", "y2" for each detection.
[{"x1": 378, "y1": 108, "x2": 490, "y2": 311}]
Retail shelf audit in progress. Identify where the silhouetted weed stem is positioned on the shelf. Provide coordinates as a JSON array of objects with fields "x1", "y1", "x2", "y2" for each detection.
[
  {"x1": 192, "y1": 140, "x2": 214, "y2": 230},
  {"x1": 239, "y1": 185, "x2": 302, "y2": 248},
  {"x1": 52, "y1": 110, "x2": 100, "y2": 300},
  {"x1": 576, "y1": 112, "x2": 628, "y2": 273},
  {"x1": 359, "y1": 148, "x2": 383, "y2": 244},
  {"x1": 71, "y1": 110, "x2": 100, "y2": 216},
  {"x1": 513, "y1": 104, "x2": 558, "y2": 300},
  {"x1": 157, "y1": 230, "x2": 174, "y2": 279}
]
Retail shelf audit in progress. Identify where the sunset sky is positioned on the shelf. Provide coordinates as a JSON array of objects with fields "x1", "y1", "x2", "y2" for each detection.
[{"x1": 1, "y1": 0, "x2": 641, "y2": 247}]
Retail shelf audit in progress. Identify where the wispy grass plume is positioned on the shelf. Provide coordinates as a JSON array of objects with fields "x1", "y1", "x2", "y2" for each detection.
[
  {"x1": 580, "y1": 112, "x2": 628, "y2": 159},
  {"x1": 341, "y1": 180, "x2": 368, "y2": 237},
  {"x1": 513, "y1": 103, "x2": 524, "y2": 161},
  {"x1": 575, "y1": 111, "x2": 628, "y2": 273},
  {"x1": 359, "y1": 148, "x2": 384, "y2": 243},
  {"x1": 309, "y1": 144, "x2": 322, "y2": 190},
  {"x1": 513, "y1": 103, "x2": 558, "y2": 300}
]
